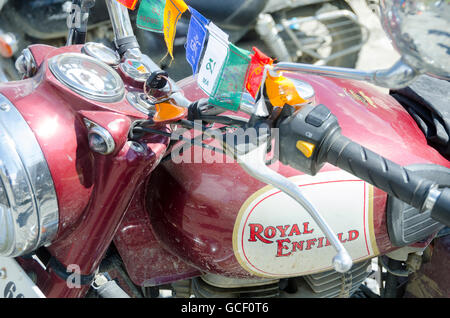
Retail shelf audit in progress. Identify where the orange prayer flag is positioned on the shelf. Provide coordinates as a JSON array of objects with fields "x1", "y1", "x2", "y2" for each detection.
[{"x1": 265, "y1": 72, "x2": 307, "y2": 107}]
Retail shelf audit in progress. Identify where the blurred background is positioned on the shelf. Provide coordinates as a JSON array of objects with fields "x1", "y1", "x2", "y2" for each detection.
[
  {"x1": 0, "y1": 0, "x2": 401, "y2": 83},
  {"x1": 348, "y1": 0, "x2": 399, "y2": 71}
]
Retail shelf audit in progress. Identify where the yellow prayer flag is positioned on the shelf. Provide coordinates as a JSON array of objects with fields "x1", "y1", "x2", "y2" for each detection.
[{"x1": 163, "y1": 0, "x2": 189, "y2": 59}]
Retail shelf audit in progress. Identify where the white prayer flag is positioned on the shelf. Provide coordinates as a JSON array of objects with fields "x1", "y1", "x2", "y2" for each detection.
[{"x1": 197, "y1": 23, "x2": 229, "y2": 96}]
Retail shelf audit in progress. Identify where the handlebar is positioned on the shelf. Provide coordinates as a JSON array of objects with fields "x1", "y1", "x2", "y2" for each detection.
[
  {"x1": 277, "y1": 104, "x2": 450, "y2": 226},
  {"x1": 324, "y1": 134, "x2": 434, "y2": 212},
  {"x1": 105, "y1": 0, "x2": 141, "y2": 57},
  {"x1": 324, "y1": 134, "x2": 449, "y2": 225}
]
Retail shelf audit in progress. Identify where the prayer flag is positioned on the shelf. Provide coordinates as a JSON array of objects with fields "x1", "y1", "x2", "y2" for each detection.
[
  {"x1": 197, "y1": 23, "x2": 229, "y2": 96},
  {"x1": 115, "y1": 0, "x2": 139, "y2": 10},
  {"x1": 185, "y1": 7, "x2": 209, "y2": 74},
  {"x1": 209, "y1": 43, "x2": 251, "y2": 111},
  {"x1": 136, "y1": 0, "x2": 166, "y2": 33},
  {"x1": 246, "y1": 47, "x2": 273, "y2": 98},
  {"x1": 265, "y1": 72, "x2": 308, "y2": 107},
  {"x1": 163, "y1": 0, "x2": 189, "y2": 59}
]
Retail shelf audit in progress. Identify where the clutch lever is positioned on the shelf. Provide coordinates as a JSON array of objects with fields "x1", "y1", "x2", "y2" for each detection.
[{"x1": 235, "y1": 138, "x2": 353, "y2": 273}]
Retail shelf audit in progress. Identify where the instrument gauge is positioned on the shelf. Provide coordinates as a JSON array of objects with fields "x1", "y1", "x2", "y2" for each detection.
[
  {"x1": 82, "y1": 42, "x2": 121, "y2": 67},
  {"x1": 48, "y1": 53, "x2": 125, "y2": 103},
  {"x1": 119, "y1": 59, "x2": 151, "y2": 83}
]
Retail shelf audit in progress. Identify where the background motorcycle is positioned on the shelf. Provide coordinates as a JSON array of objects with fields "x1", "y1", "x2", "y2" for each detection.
[
  {"x1": 0, "y1": 0, "x2": 448, "y2": 299},
  {"x1": 0, "y1": 0, "x2": 367, "y2": 81}
]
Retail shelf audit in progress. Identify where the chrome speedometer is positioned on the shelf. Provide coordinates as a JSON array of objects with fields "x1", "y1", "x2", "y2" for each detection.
[
  {"x1": 82, "y1": 42, "x2": 120, "y2": 67},
  {"x1": 48, "y1": 53, "x2": 124, "y2": 103}
]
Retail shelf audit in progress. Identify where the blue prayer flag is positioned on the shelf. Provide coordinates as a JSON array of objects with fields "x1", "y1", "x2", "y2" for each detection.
[{"x1": 185, "y1": 7, "x2": 209, "y2": 74}]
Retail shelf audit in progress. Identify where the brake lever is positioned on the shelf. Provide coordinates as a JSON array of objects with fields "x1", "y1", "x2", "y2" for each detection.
[{"x1": 235, "y1": 139, "x2": 353, "y2": 273}]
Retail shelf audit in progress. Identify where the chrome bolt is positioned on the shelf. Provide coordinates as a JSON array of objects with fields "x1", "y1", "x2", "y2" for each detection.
[
  {"x1": 0, "y1": 268, "x2": 6, "y2": 279},
  {"x1": 87, "y1": 126, "x2": 115, "y2": 155},
  {"x1": 15, "y1": 48, "x2": 37, "y2": 78},
  {"x1": 0, "y1": 103, "x2": 10, "y2": 111},
  {"x1": 130, "y1": 141, "x2": 146, "y2": 153}
]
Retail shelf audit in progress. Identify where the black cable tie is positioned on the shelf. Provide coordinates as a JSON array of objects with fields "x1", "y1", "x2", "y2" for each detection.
[
  {"x1": 187, "y1": 101, "x2": 202, "y2": 121},
  {"x1": 114, "y1": 36, "x2": 140, "y2": 56},
  {"x1": 48, "y1": 257, "x2": 95, "y2": 286}
]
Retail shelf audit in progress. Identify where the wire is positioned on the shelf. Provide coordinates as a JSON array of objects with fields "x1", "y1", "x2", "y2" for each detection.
[
  {"x1": 379, "y1": 256, "x2": 412, "y2": 277},
  {"x1": 132, "y1": 126, "x2": 172, "y2": 138},
  {"x1": 199, "y1": 115, "x2": 248, "y2": 127}
]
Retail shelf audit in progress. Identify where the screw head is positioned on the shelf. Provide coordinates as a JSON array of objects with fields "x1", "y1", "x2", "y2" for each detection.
[
  {"x1": 130, "y1": 141, "x2": 146, "y2": 153},
  {"x1": 0, "y1": 103, "x2": 10, "y2": 111}
]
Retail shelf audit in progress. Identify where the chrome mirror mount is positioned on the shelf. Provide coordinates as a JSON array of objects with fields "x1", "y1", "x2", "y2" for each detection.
[{"x1": 274, "y1": 57, "x2": 420, "y2": 89}]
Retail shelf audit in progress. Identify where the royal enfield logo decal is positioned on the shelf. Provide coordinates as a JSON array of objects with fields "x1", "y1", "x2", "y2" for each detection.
[{"x1": 232, "y1": 170, "x2": 378, "y2": 278}]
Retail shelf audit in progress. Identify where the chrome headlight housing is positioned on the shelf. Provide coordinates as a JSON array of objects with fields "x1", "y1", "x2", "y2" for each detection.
[{"x1": 0, "y1": 94, "x2": 59, "y2": 257}]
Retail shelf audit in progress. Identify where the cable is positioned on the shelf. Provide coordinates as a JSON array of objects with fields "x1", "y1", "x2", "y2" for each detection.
[{"x1": 379, "y1": 256, "x2": 412, "y2": 277}]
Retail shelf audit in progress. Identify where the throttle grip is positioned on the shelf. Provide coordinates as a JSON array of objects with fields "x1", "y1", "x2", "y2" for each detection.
[
  {"x1": 322, "y1": 134, "x2": 434, "y2": 212},
  {"x1": 278, "y1": 104, "x2": 449, "y2": 226}
]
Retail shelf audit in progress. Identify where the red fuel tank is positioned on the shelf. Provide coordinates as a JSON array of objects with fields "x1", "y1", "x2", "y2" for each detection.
[{"x1": 114, "y1": 73, "x2": 450, "y2": 285}]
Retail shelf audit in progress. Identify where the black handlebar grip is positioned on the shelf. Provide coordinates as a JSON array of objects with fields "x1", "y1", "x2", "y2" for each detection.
[
  {"x1": 322, "y1": 133, "x2": 436, "y2": 212},
  {"x1": 277, "y1": 104, "x2": 448, "y2": 225}
]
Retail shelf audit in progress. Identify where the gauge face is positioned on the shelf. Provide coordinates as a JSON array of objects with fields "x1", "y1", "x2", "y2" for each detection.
[
  {"x1": 49, "y1": 53, "x2": 125, "y2": 103},
  {"x1": 82, "y1": 42, "x2": 120, "y2": 66},
  {"x1": 119, "y1": 59, "x2": 150, "y2": 82}
]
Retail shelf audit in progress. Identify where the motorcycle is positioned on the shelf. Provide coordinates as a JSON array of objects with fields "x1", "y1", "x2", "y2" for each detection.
[
  {"x1": 0, "y1": 0, "x2": 449, "y2": 300},
  {"x1": 0, "y1": 0, "x2": 368, "y2": 82}
]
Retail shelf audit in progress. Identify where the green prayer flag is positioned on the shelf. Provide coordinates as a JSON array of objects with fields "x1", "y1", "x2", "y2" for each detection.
[
  {"x1": 136, "y1": 0, "x2": 166, "y2": 33},
  {"x1": 209, "y1": 43, "x2": 251, "y2": 111}
]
